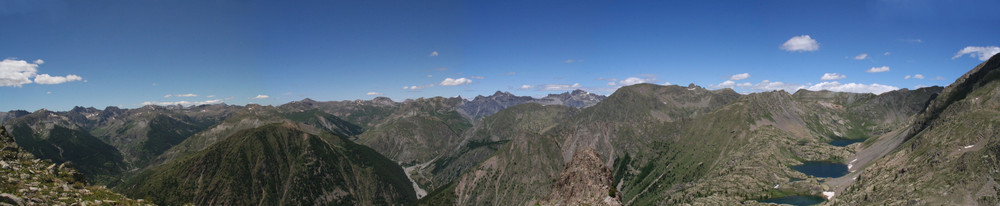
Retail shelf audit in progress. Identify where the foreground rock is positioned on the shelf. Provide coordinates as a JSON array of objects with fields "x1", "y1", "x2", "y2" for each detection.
[
  {"x1": 0, "y1": 126, "x2": 149, "y2": 205},
  {"x1": 543, "y1": 148, "x2": 622, "y2": 206}
]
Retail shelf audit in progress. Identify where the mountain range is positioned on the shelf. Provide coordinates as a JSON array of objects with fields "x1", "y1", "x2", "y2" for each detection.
[{"x1": 2, "y1": 54, "x2": 1000, "y2": 205}]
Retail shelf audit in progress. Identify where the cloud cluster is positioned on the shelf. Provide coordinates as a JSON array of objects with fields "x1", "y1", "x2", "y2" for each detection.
[
  {"x1": 820, "y1": 73, "x2": 846, "y2": 80},
  {"x1": 953, "y1": 46, "x2": 1000, "y2": 61},
  {"x1": 712, "y1": 79, "x2": 899, "y2": 94},
  {"x1": 0, "y1": 58, "x2": 83, "y2": 87},
  {"x1": 854, "y1": 53, "x2": 868, "y2": 60},
  {"x1": 403, "y1": 84, "x2": 434, "y2": 90},
  {"x1": 806, "y1": 81, "x2": 898, "y2": 94},
  {"x1": 164, "y1": 93, "x2": 198, "y2": 98},
  {"x1": 904, "y1": 74, "x2": 925, "y2": 79},
  {"x1": 729, "y1": 73, "x2": 750, "y2": 81},
  {"x1": 543, "y1": 83, "x2": 582, "y2": 91},
  {"x1": 251, "y1": 94, "x2": 270, "y2": 99},
  {"x1": 366, "y1": 92, "x2": 384, "y2": 95},
  {"x1": 780, "y1": 35, "x2": 819, "y2": 52},
  {"x1": 430, "y1": 51, "x2": 439, "y2": 57},
  {"x1": 866, "y1": 66, "x2": 890, "y2": 73},
  {"x1": 33, "y1": 74, "x2": 82, "y2": 85},
  {"x1": 440, "y1": 77, "x2": 472, "y2": 86},
  {"x1": 142, "y1": 99, "x2": 224, "y2": 106},
  {"x1": 619, "y1": 77, "x2": 650, "y2": 85},
  {"x1": 519, "y1": 84, "x2": 535, "y2": 89}
]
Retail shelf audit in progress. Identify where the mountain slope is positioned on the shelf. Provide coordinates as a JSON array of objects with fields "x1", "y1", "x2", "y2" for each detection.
[
  {"x1": 839, "y1": 53, "x2": 1000, "y2": 205},
  {"x1": 413, "y1": 103, "x2": 578, "y2": 204},
  {"x1": 355, "y1": 97, "x2": 472, "y2": 165},
  {"x1": 3, "y1": 111, "x2": 126, "y2": 184},
  {"x1": 120, "y1": 123, "x2": 415, "y2": 205}
]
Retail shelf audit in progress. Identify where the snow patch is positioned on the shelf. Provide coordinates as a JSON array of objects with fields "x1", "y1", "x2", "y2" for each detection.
[
  {"x1": 822, "y1": 191, "x2": 835, "y2": 200},
  {"x1": 848, "y1": 158, "x2": 857, "y2": 171},
  {"x1": 964, "y1": 145, "x2": 975, "y2": 149}
]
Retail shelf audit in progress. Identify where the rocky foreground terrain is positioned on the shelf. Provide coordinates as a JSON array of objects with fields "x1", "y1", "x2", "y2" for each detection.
[{"x1": 0, "y1": 126, "x2": 147, "y2": 205}]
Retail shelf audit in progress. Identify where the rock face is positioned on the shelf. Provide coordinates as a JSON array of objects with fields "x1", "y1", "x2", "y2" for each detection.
[
  {"x1": 121, "y1": 123, "x2": 416, "y2": 205},
  {"x1": 535, "y1": 89, "x2": 608, "y2": 108},
  {"x1": 543, "y1": 148, "x2": 622, "y2": 206},
  {"x1": 0, "y1": 126, "x2": 148, "y2": 205},
  {"x1": 457, "y1": 89, "x2": 607, "y2": 120}
]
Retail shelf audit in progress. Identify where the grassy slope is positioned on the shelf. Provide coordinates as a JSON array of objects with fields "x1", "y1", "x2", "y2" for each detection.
[{"x1": 120, "y1": 123, "x2": 416, "y2": 205}]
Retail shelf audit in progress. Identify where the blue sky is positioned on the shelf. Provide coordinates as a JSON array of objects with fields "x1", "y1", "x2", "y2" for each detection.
[{"x1": 1, "y1": 0, "x2": 998, "y2": 111}]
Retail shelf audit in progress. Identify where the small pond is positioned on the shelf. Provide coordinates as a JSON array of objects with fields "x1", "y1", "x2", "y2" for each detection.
[
  {"x1": 792, "y1": 161, "x2": 849, "y2": 178},
  {"x1": 759, "y1": 195, "x2": 826, "y2": 205},
  {"x1": 828, "y1": 138, "x2": 866, "y2": 147}
]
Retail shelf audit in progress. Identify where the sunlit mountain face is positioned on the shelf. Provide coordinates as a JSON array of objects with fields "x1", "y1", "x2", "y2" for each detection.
[{"x1": 1, "y1": 1, "x2": 999, "y2": 205}]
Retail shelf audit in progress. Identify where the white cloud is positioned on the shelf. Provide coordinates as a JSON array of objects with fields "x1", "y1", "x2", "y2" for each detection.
[
  {"x1": 780, "y1": 35, "x2": 819, "y2": 52},
  {"x1": 206, "y1": 95, "x2": 216, "y2": 98},
  {"x1": 251, "y1": 94, "x2": 270, "y2": 99},
  {"x1": 617, "y1": 75, "x2": 658, "y2": 86},
  {"x1": 542, "y1": 83, "x2": 581, "y2": 91},
  {"x1": 0, "y1": 58, "x2": 39, "y2": 87},
  {"x1": 142, "y1": 99, "x2": 224, "y2": 106},
  {"x1": 905, "y1": 74, "x2": 925, "y2": 80},
  {"x1": 440, "y1": 77, "x2": 472, "y2": 86},
  {"x1": 564, "y1": 59, "x2": 576, "y2": 63},
  {"x1": 164, "y1": 93, "x2": 198, "y2": 98},
  {"x1": 854, "y1": 53, "x2": 868, "y2": 60},
  {"x1": 712, "y1": 80, "x2": 737, "y2": 89},
  {"x1": 901, "y1": 39, "x2": 923, "y2": 44},
  {"x1": 752, "y1": 80, "x2": 806, "y2": 92},
  {"x1": 821, "y1": 73, "x2": 846, "y2": 80},
  {"x1": 883, "y1": 52, "x2": 891, "y2": 56},
  {"x1": 806, "y1": 81, "x2": 898, "y2": 94},
  {"x1": 33, "y1": 74, "x2": 83, "y2": 85},
  {"x1": 519, "y1": 84, "x2": 535, "y2": 90},
  {"x1": 46, "y1": 91, "x2": 51, "y2": 95},
  {"x1": 403, "y1": 84, "x2": 434, "y2": 91},
  {"x1": 866, "y1": 66, "x2": 890, "y2": 73},
  {"x1": 620, "y1": 77, "x2": 648, "y2": 85},
  {"x1": 1, "y1": 58, "x2": 84, "y2": 87},
  {"x1": 952, "y1": 46, "x2": 1000, "y2": 61},
  {"x1": 469, "y1": 76, "x2": 485, "y2": 79},
  {"x1": 430, "y1": 51, "x2": 439, "y2": 56},
  {"x1": 426, "y1": 75, "x2": 433, "y2": 77},
  {"x1": 663, "y1": 82, "x2": 673, "y2": 85},
  {"x1": 934, "y1": 76, "x2": 945, "y2": 80},
  {"x1": 366, "y1": 92, "x2": 384, "y2": 96},
  {"x1": 607, "y1": 82, "x2": 617, "y2": 86},
  {"x1": 729, "y1": 73, "x2": 750, "y2": 81}
]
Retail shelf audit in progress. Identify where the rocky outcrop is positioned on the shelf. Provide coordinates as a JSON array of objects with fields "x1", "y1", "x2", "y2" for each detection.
[
  {"x1": 0, "y1": 126, "x2": 149, "y2": 205},
  {"x1": 543, "y1": 148, "x2": 622, "y2": 206}
]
